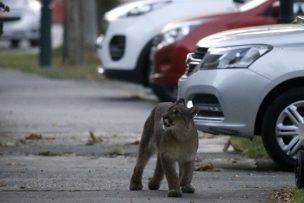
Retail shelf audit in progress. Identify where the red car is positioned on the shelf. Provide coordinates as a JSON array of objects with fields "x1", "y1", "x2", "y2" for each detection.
[{"x1": 150, "y1": 0, "x2": 279, "y2": 101}]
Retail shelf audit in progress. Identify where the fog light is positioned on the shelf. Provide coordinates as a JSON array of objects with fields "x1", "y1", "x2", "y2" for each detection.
[
  {"x1": 109, "y1": 35, "x2": 126, "y2": 61},
  {"x1": 97, "y1": 66, "x2": 104, "y2": 74},
  {"x1": 187, "y1": 100, "x2": 193, "y2": 108}
]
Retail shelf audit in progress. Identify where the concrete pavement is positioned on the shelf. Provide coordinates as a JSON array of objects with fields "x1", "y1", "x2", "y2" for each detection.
[{"x1": 0, "y1": 69, "x2": 295, "y2": 202}]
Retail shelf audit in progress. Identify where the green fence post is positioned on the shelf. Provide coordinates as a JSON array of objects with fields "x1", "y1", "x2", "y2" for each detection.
[
  {"x1": 278, "y1": 0, "x2": 294, "y2": 23},
  {"x1": 39, "y1": 0, "x2": 52, "y2": 68}
]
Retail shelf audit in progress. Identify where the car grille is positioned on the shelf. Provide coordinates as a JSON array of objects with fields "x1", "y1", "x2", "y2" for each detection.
[{"x1": 185, "y1": 47, "x2": 208, "y2": 76}]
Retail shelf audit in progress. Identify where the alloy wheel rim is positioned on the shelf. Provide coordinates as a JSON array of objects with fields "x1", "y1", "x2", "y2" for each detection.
[{"x1": 275, "y1": 101, "x2": 304, "y2": 157}]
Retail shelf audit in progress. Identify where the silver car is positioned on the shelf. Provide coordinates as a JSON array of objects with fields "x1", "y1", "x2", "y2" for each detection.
[{"x1": 178, "y1": 16, "x2": 304, "y2": 169}]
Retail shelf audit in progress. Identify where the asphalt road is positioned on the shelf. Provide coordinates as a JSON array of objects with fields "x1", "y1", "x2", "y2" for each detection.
[
  {"x1": 0, "y1": 69, "x2": 295, "y2": 203},
  {"x1": 0, "y1": 69, "x2": 154, "y2": 135}
]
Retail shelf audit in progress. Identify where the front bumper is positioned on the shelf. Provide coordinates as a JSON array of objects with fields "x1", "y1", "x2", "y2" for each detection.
[
  {"x1": 97, "y1": 65, "x2": 144, "y2": 84},
  {"x1": 96, "y1": 35, "x2": 143, "y2": 84},
  {"x1": 97, "y1": 16, "x2": 156, "y2": 71},
  {"x1": 2, "y1": 21, "x2": 39, "y2": 40},
  {"x1": 178, "y1": 68, "x2": 270, "y2": 137}
]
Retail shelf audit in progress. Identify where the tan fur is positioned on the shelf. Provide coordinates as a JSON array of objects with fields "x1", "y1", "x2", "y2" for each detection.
[{"x1": 129, "y1": 102, "x2": 199, "y2": 197}]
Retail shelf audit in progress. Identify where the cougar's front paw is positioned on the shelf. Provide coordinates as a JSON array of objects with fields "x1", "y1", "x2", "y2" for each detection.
[
  {"x1": 129, "y1": 181, "x2": 143, "y2": 191},
  {"x1": 181, "y1": 185, "x2": 195, "y2": 193},
  {"x1": 167, "y1": 189, "x2": 182, "y2": 197},
  {"x1": 148, "y1": 180, "x2": 160, "y2": 190}
]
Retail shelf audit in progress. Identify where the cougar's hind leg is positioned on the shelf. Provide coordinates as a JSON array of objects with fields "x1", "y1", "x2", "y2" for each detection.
[
  {"x1": 129, "y1": 146, "x2": 154, "y2": 190},
  {"x1": 130, "y1": 115, "x2": 155, "y2": 191},
  {"x1": 148, "y1": 153, "x2": 164, "y2": 190}
]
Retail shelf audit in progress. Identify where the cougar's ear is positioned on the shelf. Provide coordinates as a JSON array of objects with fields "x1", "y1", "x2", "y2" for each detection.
[
  {"x1": 175, "y1": 98, "x2": 185, "y2": 106},
  {"x1": 188, "y1": 106, "x2": 200, "y2": 117}
]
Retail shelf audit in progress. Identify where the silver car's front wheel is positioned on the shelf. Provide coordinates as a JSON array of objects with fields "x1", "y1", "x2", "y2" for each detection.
[
  {"x1": 276, "y1": 101, "x2": 304, "y2": 157},
  {"x1": 262, "y1": 87, "x2": 304, "y2": 170}
]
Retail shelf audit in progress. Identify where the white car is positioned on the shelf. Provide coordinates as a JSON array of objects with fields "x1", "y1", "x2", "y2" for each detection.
[
  {"x1": 178, "y1": 16, "x2": 304, "y2": 169},
  {"x1": 96, "y1": 0, "x2": 244, "y2": 86},
  {"x1": 1, "y1": 0, "x2": 41, "y2": 48}
]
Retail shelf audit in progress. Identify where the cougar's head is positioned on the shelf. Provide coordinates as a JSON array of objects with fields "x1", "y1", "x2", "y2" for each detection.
[{"x1": 162, "y1": 101, "x2": 199, "y2": 131}]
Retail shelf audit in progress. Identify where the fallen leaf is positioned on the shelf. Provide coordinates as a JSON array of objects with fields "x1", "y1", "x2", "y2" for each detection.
[
  {"x1": 38, "y1": 151, "x2": 58, "y2": 156},
  {"x1": 0, "y1": 182, "x2": 7, "y2": 187},
  {"x1": 126, "y1": 140, "x2": 140, "y2": 145},
  {"x1": 108, "y1": 149, "x2": 125, "y2": 157},
  {"x1": 25, "y1": 133, "x2": 42, "y2": 140},
  {"x1": 86, "y1": 131, "x2": 103, "y2": 145},
  {"x1": 231, "y1": 158, "x2": 238, "y2": 164},
  {"x1": 223, "y1": 139, "x2": 231, "y2": 152},
  {"x1": 19, "y1": 185, "x2": 32, "y2": 189},
  {"x1": 273, "y1": 191, "x2": 294, "y2": 203},
  {"x1": 194, "y1": 162, "x2": 219, "y2": 171},
  {"x1": 223, "y1": 139, "x2": 244, "y2": 153}
]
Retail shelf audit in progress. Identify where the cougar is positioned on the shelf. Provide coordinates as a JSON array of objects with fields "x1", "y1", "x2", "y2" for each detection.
[{"x1": 129, "y1": 99, "x2": 199, "y2": 197}]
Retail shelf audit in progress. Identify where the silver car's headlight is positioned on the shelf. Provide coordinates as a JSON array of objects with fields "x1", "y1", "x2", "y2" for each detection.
[{"x1": 200, "y1": 45, "x2": 272, "y2": 70}]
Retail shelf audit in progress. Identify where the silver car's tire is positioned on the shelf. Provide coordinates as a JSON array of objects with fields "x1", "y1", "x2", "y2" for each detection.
[
  {"x1": 262, "y1": 87, "x2": 304, "y2": 170},
  {"x1": 295, "y1": 149, "x2": 304, "y2": 188},
  {"x1": 10, "y1": 40, "x2": 20, "y2": 48},
  {"x1": 30, "y1": 39, "x2": 39, "y2": 47}
]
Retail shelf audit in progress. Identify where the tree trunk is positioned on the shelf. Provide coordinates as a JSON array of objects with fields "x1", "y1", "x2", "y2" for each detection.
[
  {"x1": 62, "y1": 0, "x2": 84, "y2": 65},
  {"x1": 62, "y1": 0, "x2": 124, "y2": 65},
  {"x1": 82, "y1": 0, "x2": 97, "y2": 48},
  {"x1": 96, "y1": 0, "x2": 121, "y2": 34}
]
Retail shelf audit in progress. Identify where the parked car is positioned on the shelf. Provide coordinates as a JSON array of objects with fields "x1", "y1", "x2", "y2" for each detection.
[
  {"x1": 150, "y1": 0, "x2": 283, "y2": 101},
  {"x1": 178, "y1": 16, "x2": 304, "y2": 169},
  {"x1": 95, "y1": 0, "x2": 245, "y2": 86},
  {"x1": 1, "y1": 0, "x2": 41, "y2": 48}
]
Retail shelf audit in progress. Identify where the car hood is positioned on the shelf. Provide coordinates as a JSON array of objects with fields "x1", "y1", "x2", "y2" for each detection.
[{"x1": 197, "y1": 23, "x2": 304, "y2": 48}]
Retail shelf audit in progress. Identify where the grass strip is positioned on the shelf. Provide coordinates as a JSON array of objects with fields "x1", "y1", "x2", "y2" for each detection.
[
  {"x1": 229, "y1": 136, "x2": 269, "y2": 159},
  {"x1": 0, "y1": 48, "x2": 102, "y2": 80}
]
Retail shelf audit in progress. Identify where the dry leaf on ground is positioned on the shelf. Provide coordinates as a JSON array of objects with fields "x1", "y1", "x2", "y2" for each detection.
[
  {"x1": 25, "y1": 133, "x2": 43, "y2": 140},
  {"x1": 86, "y1": 131, "x2": 103, "y2": 145},
  {"x1": 194, "y1": 162, "x2": 219, "y2": 171}
]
